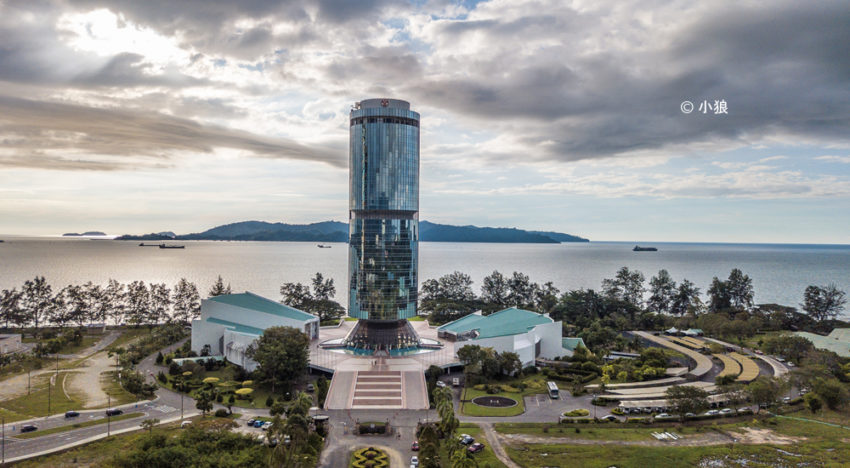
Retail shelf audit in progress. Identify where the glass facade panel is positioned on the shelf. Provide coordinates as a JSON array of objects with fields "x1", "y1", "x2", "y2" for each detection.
[{"x1": 348, "y1": 99, "x2": 420, "y2": 321}]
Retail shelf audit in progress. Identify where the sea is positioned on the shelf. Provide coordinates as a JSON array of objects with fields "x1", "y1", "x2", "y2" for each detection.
[{"x1": 1, "y1": 238, "x2": 849, "y2": 313}]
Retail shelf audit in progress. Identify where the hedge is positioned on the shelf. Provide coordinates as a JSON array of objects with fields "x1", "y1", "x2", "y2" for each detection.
[{"x1": 351, "y1": 447, "x2": 389, "y2": 468}]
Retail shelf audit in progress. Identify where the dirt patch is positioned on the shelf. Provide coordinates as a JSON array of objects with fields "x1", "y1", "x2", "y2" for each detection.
[
  {"x1": 66, "y1": 351, "x2": 117, "y2": 408},
  {"x1": 726, "y1": 427, "x2": 805, "y2": 445}
]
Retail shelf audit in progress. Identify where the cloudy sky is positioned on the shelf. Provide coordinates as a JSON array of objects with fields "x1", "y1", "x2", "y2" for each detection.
[{"x1": 1, "y1": 0, "x2": 848, "y2": 243}]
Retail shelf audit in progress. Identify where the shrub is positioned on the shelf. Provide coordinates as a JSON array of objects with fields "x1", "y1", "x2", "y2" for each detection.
[
  {"x1": 157, "y1": 371, "x2": 167, "y2": 384},
  {"x1": 270, "y1": 402, "x2": 286, "y2": 416},
  {"x1": 155, "y1": 351, "x2": 164, "y2": 365},
  {"x1": 611, "y1": 407, "x2": 625, "y2": 415},
  {"x1": 265, "y1": 395, "x2": 275, "y2": 407},
  {"x1": 563, "y1": 409, "x2": 590, "y2": 417},
  {"x1": 168, "y1": 362, "x2": 181, "y2": 376},
  {"x1": 214, "y1": 408, "x2": 229, "y2": 418}
]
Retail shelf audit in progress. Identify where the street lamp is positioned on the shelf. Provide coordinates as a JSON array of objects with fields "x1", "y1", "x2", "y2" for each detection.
[
  {"x1": 592, "y1": 394, "x2": 598, "y2": 419},
  {"x1": 107, "y1": 395, "x2": 111, "y2": 437}
]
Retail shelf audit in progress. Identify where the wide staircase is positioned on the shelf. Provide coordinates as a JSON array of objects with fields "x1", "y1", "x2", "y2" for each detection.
[{"x1": 324, "y1": 357, "x2": 429, "y2": 410}]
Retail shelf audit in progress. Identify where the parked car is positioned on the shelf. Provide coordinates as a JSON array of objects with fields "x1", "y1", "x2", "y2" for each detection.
[
  {"x1": 181, "y1": 420, "x2": 192, "y2": 428},
  {"x1": 459, "y1": 434, "x2": 474, "y2": 445},
  {"x1": 704, "y1": 409, "x2": 720, "y2": 416},
  {"x1": 642, "y1": 407, "x2": 653, "y2": 414},
  {"x1": 685, "y1": 412, "x2": 696, "y2": 418},
  {"x1": 435, "y1": 381, "x2": 446, "y2": 388},
  {"x1": 600, "y1": 414, "x2": 619, "y2": 421},
  {"x1": 754, "y1": 350, "x2": 764, "y2": 355},
  {"x1": 468, "y1": 442, "x2": 485, "y2": 453},
  {"x1": 284, "y1": 435, "x2": 291, "y2": 445},
  {"x1": 105, "y1": 408, "x2": 123, "y2": 416},
  {"x1": 655, "y1": 413, "x2": 672, "y2": 419},
  {"x1": 306, "y1": 383, "x2": 315, "y2": 392},
  {"x1": 262, "y1": 422, "x2": 273, "y2": 431},
  {"x1": 21, "y1": 424, "x2": 37, "y2": 433},
  {"x1": 411, "y1": 441, "x2": 420, "y2": 451},
  {"x1": 65, "y1": 410, "x2": 80, "y2": 418},
  {"x1": 737, "y1": 408, "x2": 753, "y2": 414},
  {"x1": 452, "y1": 378, "x2": 460, "y2": 387},
  {"x1": 247, "y1": 418, "x2": 256, "y2": 426},
  {"x1": 653, "y1": 407, "x2": 665, "y2": 413},
  {"x1": 253, "y1": 420, "x2": 265, "y2": 428},
  {"x1": 719, "y1": 408, "x2": 734, "y2": 415},
  {"x1": 410, "y1": 455, "x2": 419, "y2": 466}
]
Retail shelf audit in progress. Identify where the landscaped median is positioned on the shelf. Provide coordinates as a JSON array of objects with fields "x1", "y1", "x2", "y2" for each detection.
[
  {"x1": 461, "y1": 385, "x2": 524, "y2": 417},
  {"x1": 15, "y1": 412, "x2": 145, "y2": 439}
]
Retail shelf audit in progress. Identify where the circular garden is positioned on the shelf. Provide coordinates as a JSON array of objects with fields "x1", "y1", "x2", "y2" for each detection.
[{"x1": 471, "y1": 395, "x2": 518, "y2": 408}]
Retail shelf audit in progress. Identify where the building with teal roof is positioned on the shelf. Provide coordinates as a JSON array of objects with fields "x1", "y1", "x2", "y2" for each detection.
[
  {"x1": 437, "y1": 307, "x2": 578, "y2": 366},
  {"x1": 191, "y1": 292, "x2": 319, "y2": 371}
]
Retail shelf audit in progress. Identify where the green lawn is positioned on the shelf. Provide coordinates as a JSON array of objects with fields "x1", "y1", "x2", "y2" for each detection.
[
  {"x1": 160, "y1": 364, "x2": 296, "y2": 409},
  {"x1": 407, "y1": 316, "x2": 425, "y2": 321},
  {"x1": 100, "y1": 371, "x2": 142, "y2": 406},
  {"x1": 502, "y1": 416, "x2": 850, "y2": 467},
  {"x1": 0, "y1": 373, "x2": 82, "y2": 418},
  {"x1": 56, "y1": 336, "x2": 100, "y2": 355},
  {"x1": 461, "y1": 386, "x2": 525, "y2": 417},
  {"x1": 458, "y1": 423, "x2": 508, "y2": 468},
  {"x1": 0, "y1": 407, "x2": 30, "y2": 423},
  {"x1": 105, "y1": 327, "x2": 151, "y2": 352},
  {"x1": 15, "y1": 412, "x2": 145, "y2": 439},
  {"x1": 494, "y1": 422, "x2": 724, "y2": 441}
]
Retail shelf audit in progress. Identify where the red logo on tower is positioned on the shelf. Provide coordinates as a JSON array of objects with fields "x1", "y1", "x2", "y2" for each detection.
[{"x1": 381, "y1": 99, "x2": 389, "y2": 107}]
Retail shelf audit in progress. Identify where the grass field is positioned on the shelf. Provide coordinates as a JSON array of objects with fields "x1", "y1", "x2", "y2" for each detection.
[
  {"x1": 100, "y1": 370, "x2": 142, "y2": 406},
  {"x1": 494, "y1": 422, "x2": 735, "y2": 441},
  {"x1": 461, "y1": 386, "x2": 525, "y2": 417},
  {"x1": 457, "y1": 423, "x2": 508, "y2": 468},
  {"x1": 15, "y1": 412, "x2": 145, "y2": 439},
  {"x1": 0, "y1": 373, "x2": 81, "y2": 418},
  {"x1": 501, "y1": 415, "x2": 850, "y2": 467},
  {"x1": 105, "y1": 327, "x2": 151, "y2": 351}
]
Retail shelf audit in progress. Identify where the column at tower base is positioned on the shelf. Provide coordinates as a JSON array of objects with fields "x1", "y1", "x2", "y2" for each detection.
[{"x1": 342, "y1": 320, "x2": 421, "y2": 353}]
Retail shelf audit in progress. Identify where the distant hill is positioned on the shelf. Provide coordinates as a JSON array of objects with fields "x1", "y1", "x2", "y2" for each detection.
[
  {"x1": 63, "y1": 231, "x2": 107, "y2": 236},
  {"x1": 116, "y1": 220, "x2": 588, "y2": 243}
]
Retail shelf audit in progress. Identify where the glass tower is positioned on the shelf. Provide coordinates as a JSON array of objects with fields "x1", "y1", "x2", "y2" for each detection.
[{"x1": 348, "y1": 98, "x2": 420, "y2": 323}]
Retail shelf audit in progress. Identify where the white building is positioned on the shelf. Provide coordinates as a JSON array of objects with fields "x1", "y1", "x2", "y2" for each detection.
[
  {"x1": 191, "y1": 292, "x2": 319, "y2": 371},
  {"x1": 0, "y1": 334, "x2": 22, "y2": 354},
  {"x1": 437, "y1": 307, "x2": 575, "y2": 367}
]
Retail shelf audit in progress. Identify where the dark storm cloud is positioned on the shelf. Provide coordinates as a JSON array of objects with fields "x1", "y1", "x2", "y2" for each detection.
[
  {"x1": 0, "y1": 95, "x2": 345, "y2": 169},
  {"x1": 403, "y1": 1, "x2": 850, "y2": 162}
]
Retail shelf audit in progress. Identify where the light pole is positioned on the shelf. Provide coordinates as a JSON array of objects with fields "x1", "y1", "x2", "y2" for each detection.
[
  {"x1": 592, "y1": 394, "x2": 598, "y2": 419},
  {"x1": 107, "y1": 395, "x2": 111, "y2": 437},
  {"x1": 180, "y1": 393, "x2": 184, "y2": 421},
  {"x1": 47, "y1": 376, "x2": 51, "y2": 418},
  {"x1": 2, "y1": 415, "x2": 5, "y2": 466}
]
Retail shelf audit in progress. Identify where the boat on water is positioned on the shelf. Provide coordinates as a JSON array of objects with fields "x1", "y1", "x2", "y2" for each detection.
[
  {"x1": 317, "y1": 244, "x2": 332, "y2": 248},
  {"x1": 159, "y1": 244, "x2": 185, "y2": 249},
  {"x1": 139, "y1": 243, "x2": 159, "y2": 247},
  {"x1": 633, "y1": 245, "x2": 658, "y2": 252}
]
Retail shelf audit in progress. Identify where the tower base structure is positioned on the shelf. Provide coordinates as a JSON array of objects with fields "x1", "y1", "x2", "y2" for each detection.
[{"x1": 343, "y1": 319, "x2": 421, "y2": 353}]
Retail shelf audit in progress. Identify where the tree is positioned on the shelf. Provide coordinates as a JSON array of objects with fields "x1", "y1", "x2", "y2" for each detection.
[
  {"x1": 62, "y1": 284, "x2": 89, "y2": 328},
  {"x1": 456, "y1": 345, "x2": 485, "y2": 366},
  {"x1": 105, "y1": 279, "x2": 127, "y2": 325},
  {"x1": 316, "y1": 376, "x2": 329, "y2": 408},
  {"x1": 208, "y1": 275, "x2": 232, "y2": 297},
  {"x1": 246, "y1": 326, "x2": 309, "y2": 393},
  {"x1": 811, "y1": 377, "x2": 848, "y2": 410},
  {"x1": 499, "y1": 351, "x2": 522, "y2": 377},
  {"x1": 707, "y1": 277, "x2": 731, "y2": 313},
  {"x1": 480, "y1": 270, "x2": 509, "y2": 307},
  {"x1": 602, "y1": 267, "x2": 645, "y2": 307},
  {"x1": 804, "y1": 392, "x2": 822, "y2": 414},
  {"x1": 507, "y1": 271, "x2": 537, "y2": 307},
  {"x1": 665, "y1": 385, "x2": 709, "y2": 421},
  {"x1": 195, "y1": 390, "x2": 213, "y2": 415},
  {"x1": 802, "y1": 284, "x2": 847, "y2": 321},
  {"x1": 533, "y1": 281, "x2": 560, "y2": 314},
  {"x1": 762, "y1": 335, "x2": 813, "y2": 364},
  {"x1": 84, "y1": 282, "x2": 109, "y2": 326},
  {"x1": 747, "y1": 377, "x2": 783, "y2": 413},
  {"x1": 648, "y1": 270, "x2": 676, "y2": 314},
  {"x1": 280, "y1": 273, "x2": 345, "y2": 322},
  {"x1": 172, "y1": 278, "x2": 201, "y2": 324},
  {"x1": 311, "y1": 272, "x2": 335, "y2": 301},
  {"x1": 671, "y1": 279, "x2": 701, "y2": 316},
  {"x1": 21, "y1": 276, "x2": 53, "y2": 330},
  {"x1": 726, "y1": 269, "x2": 754, "y2": 311},
  {"x1": 140, "y1": 418, "x2": 160, "y2": 434},
  {"x1": 417, "y1": 424, "x2": 441, "y2": 468},
  {"x1": 420, "y1": 271, "x2": 478, "y2": 323},
  {"x1": 279, "y1": 282, "x2": 312, "y2": 310},
  {"x1": 125, "y1": 281, "x2": 151, "y2": 327},
  {"x1": 0, "y1": 288, "x2": 23, "y2": 329},
  {"x1": 148, "y1": 283, "x2": 172, "y2": 328}
]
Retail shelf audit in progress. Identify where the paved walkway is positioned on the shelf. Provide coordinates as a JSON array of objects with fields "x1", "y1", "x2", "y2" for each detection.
[{"x1": 480, "y1": 423, "x2": 521, "y2": 468}]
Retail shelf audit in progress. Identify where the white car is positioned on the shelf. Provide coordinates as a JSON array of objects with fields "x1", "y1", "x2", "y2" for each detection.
[
  {"x1": 180, "y1": 420, "x2": 192, "y2": 428},
  {"x1": 436, "y1": 381, "x2": 446, "y2": 388},
  {"x1": 411, "y1": 455, "x2": 419, "y2": 466},
  {"x1": 719, "y1": 408, "x2": 734, "y2": 415},
  {"x1": 704, "y1": 409, "x2": 720, "y2": 416},
  {"x1": 655, "y1": 413, "x2": 672, "y2": 419}
]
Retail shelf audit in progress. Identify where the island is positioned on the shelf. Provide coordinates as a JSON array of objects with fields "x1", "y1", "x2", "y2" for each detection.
[
  {"x1": 62, "y1": 231, "x2": 107, "y2": 237},
  {"x1": 633, "y1": 245, "x2": 658, "y2": 251},
  {"x1": 116, "y1": 220, "x2": 589, "y2": 244}
]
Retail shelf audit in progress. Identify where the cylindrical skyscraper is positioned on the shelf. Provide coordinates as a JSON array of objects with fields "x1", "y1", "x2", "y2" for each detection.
[{"x1": 346, "y1": 98, "x2": 420, "y2": 350}]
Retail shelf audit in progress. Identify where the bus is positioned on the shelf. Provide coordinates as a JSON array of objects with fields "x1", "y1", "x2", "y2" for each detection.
[{"x1": 547, "y1": 381, "x2": 559, "y2": 399}]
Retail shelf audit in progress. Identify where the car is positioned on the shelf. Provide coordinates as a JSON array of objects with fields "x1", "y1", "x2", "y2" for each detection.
[
  {"x1": 411, "y1": 441, "x2": 420, "y2": 451},
  {"x1": 452, "y1": 378, "x2": 460, "y2": 387},
  {"x1": 776, "y1": 357, "x2": 786, "y2": 362},
  {"x1": 468, "y1": 442, "x2": 485, "y2": 453},
  {"x1": 600, "y1": 414, "x2": 619, "y2": 421},
  {"x1": 410, "y1": 455, "x2": 419, "y2": 466},
  {"x1": 655, "y1": 413, "x2": 672, "y2": 419},
  {"x1": 21, "y1": 424, "x2": 37, "y2": 433},
  {"x1": 247, "y1": 418, "x2": 256, "y2": 426},
  {"x1": 284, "y1": 435, "x2": 291, "y2": 445},
  {"x1": 253, "y1": 420, "x2": 265, "y2": 428},
  {"x1": 105, "y1": 408, "x2": 123, "y2": 416},
  {"x1": 685, "y1": 412, "x2": 696, "y2": 418},
  {"x1": 754, "y1": 350, "x2": 764, "y2": 355},
  {"x1": 435, "y1": 381, "x2": 446, "y2": 388},
  {"x1": 181, "y1": 420, "x2": 192, "y2": 428},
  {"x1": 306, "y1": 383, "x2": 315, "y2": 392},
  {"x1": 737, "y1": 408, "x2": 753, "y2": 414},
  {"x1": 262, "y1": 422, "x2": 273, "y2": 431},
  {"x1": 704, "y1": 409, "x2": 720, "y2": 416},
  {"x1": 719, "y1": 408, "x2": 734, "y2": 415},
  {"x1": 642, "y1": 407, "x2": 653, "y2": 414},
  {"x1": 782, "y1": 396, "x2": 792, "y2": 403},
  {"x1": 65, "y1": 410, "x2": 80, "y2": 418},
  {"x1": 459, "y1": 434, "x2": 474, "y2": 445},
  {"x1": 654, "y1": 407, "x2": 664, "y2": 413}
]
